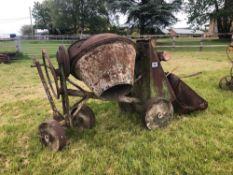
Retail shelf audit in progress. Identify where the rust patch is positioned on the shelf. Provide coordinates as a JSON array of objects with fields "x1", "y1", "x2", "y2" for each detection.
[{"x1": 75, "y1": 42, "x2": 136, "y2": 97}]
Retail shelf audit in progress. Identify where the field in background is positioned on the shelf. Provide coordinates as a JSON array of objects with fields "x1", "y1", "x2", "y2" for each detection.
[
  {"x1": 21, "y1": 37, "x2": 229, "y2": 57},
  {"x1": 0, "y1": 39, "x2": 233, "y2": 175},
  {"x1": 1, "y1": 36, "x2": 231, "y2": 57}
]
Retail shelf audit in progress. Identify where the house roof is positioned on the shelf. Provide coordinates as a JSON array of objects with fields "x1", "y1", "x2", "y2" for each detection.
[{"x1": 171, "y1": 28, "x2": 204, "y2": 35}]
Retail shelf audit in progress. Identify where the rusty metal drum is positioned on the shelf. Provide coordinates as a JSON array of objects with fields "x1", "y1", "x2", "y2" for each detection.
[{"x1": 68, "y1": 33, "x2": 136, "y2": 98}]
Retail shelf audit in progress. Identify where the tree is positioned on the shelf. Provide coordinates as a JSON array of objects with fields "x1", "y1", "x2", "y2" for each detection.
[
  {"x1": 33, "y1": 0, "x2": 110, "y2": 34},
  {"x1": 185, "y1": 0, "x2": 233, "y2": 38},
  {"x1": 32, "y1": 1, "x2": 53, "y2": 32},
  {"x1": 107, "y1": 0, "x2": 182, "y2": 35},
  {"x1": 52, "y1": 0, "x2": 110, "y2": 34},
  {"x1": 20, "y1": 25, "x2": 33, "y2": 36},
  {"x1": 87, "y1": 16, "x2": 111, "y2": 34}
]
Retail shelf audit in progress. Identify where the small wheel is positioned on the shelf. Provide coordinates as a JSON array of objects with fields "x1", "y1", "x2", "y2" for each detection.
[
  {"x1": 144, "y1": 98, "x2": 174, "y2": 130},
  {"x1": 38, "y1": 120, "x2": 66, "y2": 151},
  {"x1": 71, "y1": 105, "x2": 96, "y2": 129},
  {"x1": 219, "y1": 75, "x2": 233, "y2": 90}
]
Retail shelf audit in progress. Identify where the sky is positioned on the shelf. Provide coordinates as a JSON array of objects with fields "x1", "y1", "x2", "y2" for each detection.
[
  {"x1": 0, "y1": 0, "x2": 188, "y2": 36},
  {"x1": 0, "y1": 0, "x2": 43, "y2": 35}
]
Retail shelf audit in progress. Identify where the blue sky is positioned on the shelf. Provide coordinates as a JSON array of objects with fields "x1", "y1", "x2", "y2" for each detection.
[{"x1": 0, "y1": 0, "x2": 188, "y2": 35}]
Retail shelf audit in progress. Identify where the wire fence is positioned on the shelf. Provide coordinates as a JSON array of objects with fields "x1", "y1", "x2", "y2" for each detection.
[{"x1": 0, "y1": 34, "x2": 232, "y2": 58}]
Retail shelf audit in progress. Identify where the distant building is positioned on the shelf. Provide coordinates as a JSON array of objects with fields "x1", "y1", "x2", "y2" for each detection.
[
  {"x1": 160, "y1": 28, "x2": 204, "y2": 37},
  {"x1": 169, "y1": 28, "x2": 204, "y2": 37},
  {"x1": 34, "y1": 29, "x2": 49, "y2": 40},
  {"x1": 35, "y1": 29, "x2": 49, "y2": 35}
]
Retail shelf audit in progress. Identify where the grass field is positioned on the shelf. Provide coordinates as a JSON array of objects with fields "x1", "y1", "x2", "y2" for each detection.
[{"x1": 0, "y1": 40, "x2": 233, "y2": 175}]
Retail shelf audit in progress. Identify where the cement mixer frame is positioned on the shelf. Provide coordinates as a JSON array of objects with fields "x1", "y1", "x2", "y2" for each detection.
[{"x1": 33, "y1": 36, "x2": 179, "y2": 151}]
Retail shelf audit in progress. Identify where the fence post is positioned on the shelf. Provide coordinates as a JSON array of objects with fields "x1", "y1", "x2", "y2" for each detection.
[
  {"x1": 172, "y1": 36, "x2": 176, "y2": 49},
  {"x1": 199, "y1": 38, "x2": 203, "y2": 51},
  {"x1": 199, "y1": 34, "x2": 205, "y2": 51},
  {"x1": 15, "y1": 37, "x2": 21, "y2": 53}
]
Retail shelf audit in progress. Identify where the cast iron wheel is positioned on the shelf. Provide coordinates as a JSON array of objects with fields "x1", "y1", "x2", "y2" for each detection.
[
  {"x1": 56, "y1": 46, "x2": 70, "y2": 78},
  {"x1": 42, "y1": 49, "x2": 60, "y2": 99},
  {"x1": 219, "y1": 75, "x2": 233, "y2": 90},
  {"x1": 144, "y1": 98, "x2": 174, "y2": 130},
  {"x1": 71, "y1": 105, "x2": 96, "y2": 129},
  {"x1": 38, "y1": 120, "x2": 66, "y2": 152}
]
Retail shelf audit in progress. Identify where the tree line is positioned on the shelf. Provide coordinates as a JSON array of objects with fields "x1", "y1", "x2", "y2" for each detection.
[
  {"x1": 185, "y1": 0, "x2": 233, "y2": 38},
  {"x1": 26, "y1": 0, "x2": 233, "y2": 37}
]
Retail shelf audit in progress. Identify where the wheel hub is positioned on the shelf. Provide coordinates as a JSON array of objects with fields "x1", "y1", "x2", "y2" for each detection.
[
  {"x1": 38, "y1": 120, "x2": 66, "y2": 151},
  {"x1": 145, "y1": 98, "x2": 173, "y2": 130}
]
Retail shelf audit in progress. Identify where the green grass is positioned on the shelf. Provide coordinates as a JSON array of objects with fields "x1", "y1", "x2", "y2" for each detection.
[
  {"x1": 157, "y1": 37, "x2": 230, "y2": 46},
  {"x1": 20, "y1": 40, "x2": 73, "y2": 57},
  {"x1": 0, "y1": 40, "x2": 17, "y2": 53},
  {"x1": 0, "y1": 40, "x2": 233, "y2": 175}
]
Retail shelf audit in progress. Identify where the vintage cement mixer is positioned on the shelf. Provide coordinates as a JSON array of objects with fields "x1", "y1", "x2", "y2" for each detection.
[{"x1": 33, "y1": 33, "x2": 208, "y2": 151}]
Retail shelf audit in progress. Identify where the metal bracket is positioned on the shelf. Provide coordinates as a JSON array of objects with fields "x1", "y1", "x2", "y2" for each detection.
[{"x1": 33, "y1": 59, "x2": 63, "y2": 120}]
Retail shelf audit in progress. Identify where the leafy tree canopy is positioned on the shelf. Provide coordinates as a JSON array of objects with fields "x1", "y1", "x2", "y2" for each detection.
[
  {"x1": 32, "y1": 1, "x2": 52, "y2": 30},
  {"x1": 107, "y1": 0, "x2": 182, "y2": 34},
  {"x1": 33, "y1": 0, "x2": 110, "y2": 34},
  {"x1": 185, "y1": 0, "x2": 233, "y2": 37},
  {"x1": 20, "y1": 25, "x2": 33, "y2": 36},
  {"x1": 33, "y1": 0, "x2": 182, "y2": 35}
]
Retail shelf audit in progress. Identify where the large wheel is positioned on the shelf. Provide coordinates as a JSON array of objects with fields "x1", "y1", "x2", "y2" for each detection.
[
  {"x1": 71, "y1": 105, "x2": 96, "y2": 129},
  {"x1": 219, "y1": 75, "x2": 233, "y2": 90},
  {"x1": 144, "y1": 98, "x2": 174, "y2": 130},
  {"x1": 38, "y1": 120, "x2": 66, "y2": 152},
  {"x1": 56, "y1": 46, "x2": 70, "y2": 78}
]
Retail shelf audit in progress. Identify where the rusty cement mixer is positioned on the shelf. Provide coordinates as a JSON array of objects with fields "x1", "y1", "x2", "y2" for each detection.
[{"x1": 33, "y1": 33, "x2": 208, "y2": 151}]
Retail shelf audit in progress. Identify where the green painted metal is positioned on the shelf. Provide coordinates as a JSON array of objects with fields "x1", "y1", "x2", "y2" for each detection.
[{"x1": 133, "y1": 39, "x2": 175, "y2": 103}]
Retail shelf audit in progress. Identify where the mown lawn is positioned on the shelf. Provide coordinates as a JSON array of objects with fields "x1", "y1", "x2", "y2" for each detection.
[
  {"x1": 157, "y1": 37, "x2": 230, "y2": 46},
  {"x1": 0, "y1": 41, "x2": 233, "y2": 175},
  {"x1": 20, "y1": 40, "x2": 72, "y2": 57}
]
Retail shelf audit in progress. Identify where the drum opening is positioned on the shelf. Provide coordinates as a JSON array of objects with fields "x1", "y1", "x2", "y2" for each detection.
[{"x1": 100, "y1": 84, "x2": 132, "y2": 99}]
